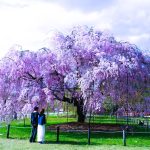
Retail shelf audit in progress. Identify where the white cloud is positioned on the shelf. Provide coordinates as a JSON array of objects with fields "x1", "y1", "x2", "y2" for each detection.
[
  {"x1": 0, "y1": 0, "x2": 150, "y2": 58},
  {"x1": 93, "y1": 0, "x2": 150, "y2": 51}
]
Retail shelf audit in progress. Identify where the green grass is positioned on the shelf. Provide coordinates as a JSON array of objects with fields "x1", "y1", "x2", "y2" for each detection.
[
  {"x1": 0, "y1": 115, "x2": 150, "y2": 149},
  {"x1": 0, "y1": 139, "x2": 150, "y2": 150}
]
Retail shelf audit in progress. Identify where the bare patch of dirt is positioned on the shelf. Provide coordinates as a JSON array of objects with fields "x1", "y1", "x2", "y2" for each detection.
[{"x1": 47, "y1": 122, "x2": 123, "y2": 131}]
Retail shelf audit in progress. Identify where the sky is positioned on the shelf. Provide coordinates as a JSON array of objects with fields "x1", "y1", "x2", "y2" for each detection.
[{"x1": 0, "y1": 0, "x2": 150, "y2": 58}]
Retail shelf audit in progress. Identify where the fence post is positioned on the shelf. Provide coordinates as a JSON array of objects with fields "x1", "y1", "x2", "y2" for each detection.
[
  {"x1": 123, "y1": 130, "x2": 126, "y2": 146},
  {"x1": 147, "y1": 119, "x2": 149, "y2": 131},
  {"x1": 88, "y1": 127, "x2": 91, "y2": 145},
  {"x1": 24, "y1": 117, "x2": 26, "y2": 127},
  {"x1": 56, "y1": 126, "x2": 60, "y2": 143},
  {"x1": 7, "y1": 124, "x2": 10, "y2": 138}
]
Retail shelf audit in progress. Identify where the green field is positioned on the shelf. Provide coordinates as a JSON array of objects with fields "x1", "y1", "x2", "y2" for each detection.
[
  {"x1": 0, "y1": 115, "x2": 150, "y2": 150},
  {"x1": 1, "y1": 138, "x2": 150, "y2": 150}
]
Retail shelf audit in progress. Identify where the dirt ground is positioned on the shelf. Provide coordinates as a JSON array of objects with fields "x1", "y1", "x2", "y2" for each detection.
[{"x1": 48, "y1": 122, "x2": 123, "y2": 131}]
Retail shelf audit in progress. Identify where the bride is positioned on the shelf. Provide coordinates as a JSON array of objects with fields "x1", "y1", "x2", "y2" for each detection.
[{"x1": 37, "y1": 109, "x2": 46, "y2": 144}]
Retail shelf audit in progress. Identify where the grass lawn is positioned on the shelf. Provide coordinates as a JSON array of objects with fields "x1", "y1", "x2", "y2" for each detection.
[
  {"x1": 0, "y1": 115, "x2": 150, "y2": 149},
  {"x1": 0, "y1": 139, "x2": 150, "y2": 150},
  {"x1": 1, "y1": 139, "x2": 150, "y2": 150}
]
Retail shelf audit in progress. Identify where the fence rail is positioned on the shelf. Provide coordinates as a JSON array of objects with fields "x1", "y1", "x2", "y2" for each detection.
[{"x1": 1, "y1": 124, "x2": 150, "y2": 146}]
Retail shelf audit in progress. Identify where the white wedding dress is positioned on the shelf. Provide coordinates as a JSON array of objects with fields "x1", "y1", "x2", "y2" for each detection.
[{"x1": 37, "y1": 124, "x2": 45, "y2": 143}]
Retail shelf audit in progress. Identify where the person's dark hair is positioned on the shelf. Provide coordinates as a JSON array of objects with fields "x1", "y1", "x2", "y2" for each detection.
[
  {"x1": 40, "y1": 108, "x2": 45, "y2": 114},
  {"x1": 34, "y1": 106, "x2": 38, "y2": 111}
]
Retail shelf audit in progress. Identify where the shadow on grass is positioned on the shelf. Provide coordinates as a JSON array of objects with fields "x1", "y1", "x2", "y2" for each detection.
[
  {"x1": 4, "y1": 137, "x2": 150, "y2": 147},
  {"x1": 45, "y1": 141, "x2": 87, "y2": 145},
  {"x1": 44, "y1": 140, "x2": 100, "y2": 145}
]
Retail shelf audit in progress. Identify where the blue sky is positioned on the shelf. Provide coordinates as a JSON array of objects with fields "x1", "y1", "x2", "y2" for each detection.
[{"x1": 0, "y1": 0, "x2": 150, "y2": 58}]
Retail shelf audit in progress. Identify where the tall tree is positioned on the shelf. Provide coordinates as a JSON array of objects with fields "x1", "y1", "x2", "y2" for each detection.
[{"x1": 0, "y1": 26, "x2": 149, "y2": 123}]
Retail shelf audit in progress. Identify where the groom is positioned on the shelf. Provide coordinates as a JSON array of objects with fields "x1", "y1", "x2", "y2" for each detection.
[{"x1": 29, "y1": 106, "x2": 39, "y2": 143}]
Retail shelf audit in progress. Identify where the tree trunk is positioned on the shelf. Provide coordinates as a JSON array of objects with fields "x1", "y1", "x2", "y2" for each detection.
[
  {"x1": 54, "y1": 94, "x2": 86, "y2": 123},
  {"x1": 76, "y1": 101, "x2": 86, "y2": 123}
]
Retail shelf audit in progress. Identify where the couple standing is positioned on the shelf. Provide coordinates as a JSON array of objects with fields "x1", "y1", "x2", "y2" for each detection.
[{"x1": 29, "y1": 106, "x2": 46, "y2": 144}]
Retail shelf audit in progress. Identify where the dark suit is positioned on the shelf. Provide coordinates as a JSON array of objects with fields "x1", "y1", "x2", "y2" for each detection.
[{"x1": 29, "y1": 111, "x2": 39, "y2": 142}]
